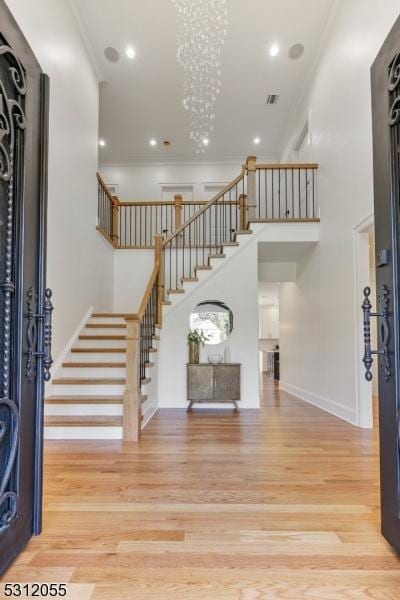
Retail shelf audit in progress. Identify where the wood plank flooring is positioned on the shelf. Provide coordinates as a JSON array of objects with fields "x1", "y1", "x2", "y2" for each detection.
[{"x1": 2, "y1": 376, "x2": 400, "y2": 599}]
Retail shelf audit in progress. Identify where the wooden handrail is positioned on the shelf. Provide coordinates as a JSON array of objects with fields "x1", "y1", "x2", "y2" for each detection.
[
  {"x1": 116, "y1": 199, "x2": 240, "y2": 206},
  {"x1": 137, "y1": 261, "x2": 160, "y2": 320},
  {"x1": 96, "y1": 172, "x2": 120, "y2": 206},
  {"x1": 162, "y1": 165, "x2": 247, "y2": 248},
  {"x1": 256, "y1": 163, "x2": 319, "y2": 170}
]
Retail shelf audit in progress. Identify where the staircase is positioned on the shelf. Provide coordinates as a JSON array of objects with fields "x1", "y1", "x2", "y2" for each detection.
[
  {"x1": 44, "y1": 313, "x2": 159, "y2": 439},
  {"x1": 46, "y1": 156, "x2": 319, "y2": 440}
]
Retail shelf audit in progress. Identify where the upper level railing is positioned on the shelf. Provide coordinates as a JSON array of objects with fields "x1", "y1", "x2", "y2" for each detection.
[
  {"x1": 116, "y1": 156, "x2": 319, "y2": 442},
  {"x1": 97, "y1": 157, "x2": 318, "y2": 250}
]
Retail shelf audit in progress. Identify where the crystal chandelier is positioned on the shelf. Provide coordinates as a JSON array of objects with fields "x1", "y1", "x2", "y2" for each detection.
[{"x1": 172, "y1": 0, "x2": 228, "y2": 154}]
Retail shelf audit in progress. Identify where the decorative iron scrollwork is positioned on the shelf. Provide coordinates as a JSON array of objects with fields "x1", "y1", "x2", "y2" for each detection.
[
  {"x1": 389, "y1": 53, "x2": 400, "y2": 126},
  {"x1": 0, "y1": 38, "x2": 26, "y2": 533},
  {"x1": 362, "y1": 285, "x2": 391, "y2": 382},
  {"x1": 26, "y1": 287, "x2": 54, "y2": 382}
]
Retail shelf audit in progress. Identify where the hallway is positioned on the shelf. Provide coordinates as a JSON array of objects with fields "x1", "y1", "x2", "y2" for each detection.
[{"x1": 2, "y1": 378, "x2": 400, "y2": 599}]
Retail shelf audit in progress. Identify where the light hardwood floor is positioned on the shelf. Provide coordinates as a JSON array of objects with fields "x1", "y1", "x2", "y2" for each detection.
[{"x1": 2, "y1": 376, "x2": 400, "y2": 599}]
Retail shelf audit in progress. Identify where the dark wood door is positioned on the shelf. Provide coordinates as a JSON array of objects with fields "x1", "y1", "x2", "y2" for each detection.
[
  {"x1": 370, "y1": 15, "x2": 400, "y2": 553},
  {"x1": 0, "y1": 1, "x2": 50, "y2": 574}
]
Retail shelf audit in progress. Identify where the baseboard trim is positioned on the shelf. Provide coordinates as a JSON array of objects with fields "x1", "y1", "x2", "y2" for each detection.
[
  {"x1": 279, "y1": 381, "x2": 357, "y2": 426},
  {"x1": 142, "y1": 404, "x2": 158, "y2": 428},
  {"x1": 45, "y1": 306, "x2": 93, "y2": 397}
]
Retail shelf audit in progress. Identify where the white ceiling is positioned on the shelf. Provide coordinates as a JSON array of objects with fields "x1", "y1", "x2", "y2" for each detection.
[{"x1": 72, "y1": 0, "x2": 336, "y2": 163}]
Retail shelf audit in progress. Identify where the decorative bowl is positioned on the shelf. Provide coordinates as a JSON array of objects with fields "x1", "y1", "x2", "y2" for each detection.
[{"x1": 208, "y1": 354, "x2": 223, "y2": 364}]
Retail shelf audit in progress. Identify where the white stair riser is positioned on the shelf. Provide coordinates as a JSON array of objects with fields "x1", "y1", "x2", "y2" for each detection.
[
  {"x1": 67, "y1": 352, "x2": 126, "y2": 363},
  {"x1": 59, "y1": 367, "x2": 126, "y2": 378},
  {"x1": 76, "y1": 339, "x2": 127, "y2": 349},
  {"x1": 52, "y1": 384, "x2": 125, "y2": 396},
  {"x1": 44, "y1": 427, "x2": 122, "y2": 440},
  {"x1": 45, "y1": 404, "x2": 122, "y2": 416},
  {"x1": 83, "y1": 327, "x2": 126, "y2": 336}
]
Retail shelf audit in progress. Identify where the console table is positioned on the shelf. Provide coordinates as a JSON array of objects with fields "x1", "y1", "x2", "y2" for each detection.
[{"x1": 187, "y1": 363, "x2": 241, "y2": 412}]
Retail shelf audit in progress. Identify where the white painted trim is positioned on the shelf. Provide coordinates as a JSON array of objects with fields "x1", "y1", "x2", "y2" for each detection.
[
  {"x1": 99, "y1": 156, "x2": 276, "y2": 168},
  {"x1": 279, "y1": 381, "x2": 357, "y2": 425},
  {"x1": 279, "y1": 0, "x2": 342, "y2": 160},
  {"x1": 353, "y1": 213, "x2": 375, "y2": 428},
  {"x1": 45, "y1": 305, "x2": 93, "y2": 397},
  {"x1": 141, "y1": 405, "x2": 158, "y2": 429},
  {"x1": 68, "y1": 0, "x2": 105, "y2": 82}
]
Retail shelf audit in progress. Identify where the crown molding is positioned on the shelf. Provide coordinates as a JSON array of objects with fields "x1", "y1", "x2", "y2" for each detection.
[
  {"x1": 279, "y1": 0, "x2": 342, "y2": 160},
  {"x1": 68, "y1": 0, "x2": 105, "y2": 82},
  {"x1": 99, "y1": 155, "x2": 276, "y2": 168}
]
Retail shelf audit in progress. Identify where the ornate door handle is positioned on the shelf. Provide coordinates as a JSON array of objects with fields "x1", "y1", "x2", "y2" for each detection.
[
  {"x1": 362, "y1": 285, "x2": 391, "y2": 382},
  {"x1": 26, "y1": 287, "x2": 54, "y2": 382}
]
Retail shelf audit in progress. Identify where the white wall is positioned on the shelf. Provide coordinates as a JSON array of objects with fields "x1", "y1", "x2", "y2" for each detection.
[
  {"x1": 259, "y1": 306, "x2": 279, "y2": 340},
  {"x1": 158, "y1": 240, "x2": 260, "y2": 409},
  {"x1": 279, "y1": 0, "x2": 399, "y2": 425},
  {"x1": 113, "y1": 250, "x2": 154, "y2": 313},
  {"x1": 258, "y1": 262, "x2": 297, "y2": 282},
  {"x1": 7, "y1": 0, "x2": 114, "y2": 360},
  {"x1": 99, "y1": 162, "x2": 246, "y2": 200}
]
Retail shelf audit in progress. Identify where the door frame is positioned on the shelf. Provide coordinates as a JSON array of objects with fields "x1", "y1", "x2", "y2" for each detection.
[{"x1": 353, "y1": 212, "x2": 375, "y2": 428}]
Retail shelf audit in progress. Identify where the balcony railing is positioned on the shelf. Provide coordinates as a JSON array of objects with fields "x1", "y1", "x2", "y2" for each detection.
[{"x1": 96, "y1": 158, "x2": 319, "y2": 250}]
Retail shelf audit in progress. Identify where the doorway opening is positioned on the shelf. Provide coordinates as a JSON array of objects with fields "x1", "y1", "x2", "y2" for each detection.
[
  {"x1": 354, "y1": 214, "x2": 377, "y2": 428},
  {"x1": 258, "y1": 283, "x2": 280, "y2": 387}
]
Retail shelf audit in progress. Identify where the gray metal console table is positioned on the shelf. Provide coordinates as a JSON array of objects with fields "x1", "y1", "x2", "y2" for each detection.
[{"x1": 187, "y1": 363, "x2": 241, "y2": 412}]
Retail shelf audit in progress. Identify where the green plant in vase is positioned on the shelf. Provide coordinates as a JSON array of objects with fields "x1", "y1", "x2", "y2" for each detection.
[{"x1": 187, "y1": 329, "x2": 209, "y2": 364}]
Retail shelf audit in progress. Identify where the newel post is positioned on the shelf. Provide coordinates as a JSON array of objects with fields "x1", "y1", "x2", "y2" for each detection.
[
  {"x1": 154, "y1": 234, "x2": 164, "y2": 326},
  {"x1": 174, "y1": 194, "x2": 183, "y2": 231},
  {"x1": 123, "y1": 316, "x2": 141, "y2": 442},
  {"x1": 246, "y1": 155, "x2": 257, "y2": 223},
  {"x1": 239, "y1": 194, "x2": 248, "y2": 230},
  {"x1": 111, "y1": 197, "x2": 120, "y2": 248}
]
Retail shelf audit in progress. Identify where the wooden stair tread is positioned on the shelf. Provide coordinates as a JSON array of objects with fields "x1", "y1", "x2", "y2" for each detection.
[
  {"x1": 62, "y1": 362, "x2": 126, "y2": 368},
  {"x1": 53, "y1": 378, "x2": 125, "y2": 385},
  {"x1": 195, "y1": 265, "x2": 212, "y2": 271},
  {"x1": 162, "y1": 301, "x2": 171, "y2": 306},
  {"x1": 208, "y1": 253, "x2": 226, "y2": 259},
  {"x1": 71, "y1": 348, "x2": 126, "y2": 353},
  {"x1": 145, "y1": 362, "x2": 155, "y2": 368},
  {"x1": 167, "y1": 288, "x2": 185, "y2": 294},
  {"x1": 181, "y1": 277, "x2": 198, "y2": 283},
  {"x1": 235, "y1": 229, "x2": 253, "y2": 235},
  {"x1": 148, "y1": 348, "x2": 157, "y2": 353},
  {"x1": 46, "y1": 396, "x2": 123, "y2": 405},
  {"x1": 152, "y1": 335, "x2": 160, "y2": 341},
  {"x1": 86, "y1": 324, "x2": 126, "y2": 329},
  {"x1": 92, "y1": 313, "x2": 137, "y2": 318},
  {"x1": 141, "y1": 378, "x2": 151, "y2": 385},
  {"x1": 79, "y1": 335, "x2": 126, "y2": 340},
  {"x1": 45, "y1": 416, "x2": 123, "y2": 427}
]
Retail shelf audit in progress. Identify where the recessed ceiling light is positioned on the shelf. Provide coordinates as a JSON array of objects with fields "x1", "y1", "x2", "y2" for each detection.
[
  {"x1": 99, "y1": 139, "x2": 106, "y2": 147},
  {"x1": 203, "y1": 138, "x2": 210, "y2": 146},
  {"x1": 269, "y1": 44, "x2": 280, "y2": 57},
  {"x1": 126, "y1": 46, "x2": 136, "y2": 59},
  {"x1": 253, "y1": 137, "x2": 261, "y2": 145},
  {"x1": 149, "y1": 139, "x2": 157, "y2": 146}
]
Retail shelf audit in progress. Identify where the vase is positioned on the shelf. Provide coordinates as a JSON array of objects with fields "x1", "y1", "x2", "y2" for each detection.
[{"x1": 188, "y1": 341, "x2": 200, "y2": 364}]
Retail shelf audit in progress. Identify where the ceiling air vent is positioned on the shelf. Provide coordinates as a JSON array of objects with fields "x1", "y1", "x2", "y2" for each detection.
[{"x1": 266, "y1": 94, "x2": 279, "y2": 105}]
